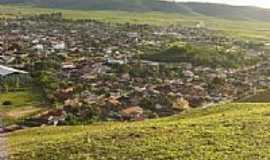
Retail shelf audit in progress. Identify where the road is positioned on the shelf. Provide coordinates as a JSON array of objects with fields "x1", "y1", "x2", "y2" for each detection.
[{"x1": 0, "y1": 117, "x2": 6, "y2": 160}]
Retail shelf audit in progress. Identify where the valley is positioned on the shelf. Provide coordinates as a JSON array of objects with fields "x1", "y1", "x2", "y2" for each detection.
[{"x1": 0, "y1": 1, "x2": 270, "y2": 159}]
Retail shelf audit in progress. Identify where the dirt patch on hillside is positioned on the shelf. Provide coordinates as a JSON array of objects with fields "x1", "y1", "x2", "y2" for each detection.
[{"x1": 238, "y1": 90, "x2": 270, "y2": 103}]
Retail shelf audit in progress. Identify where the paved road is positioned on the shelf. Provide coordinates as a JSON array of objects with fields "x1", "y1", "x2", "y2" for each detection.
[{"x1": 0, "y1": 117, "x2": 6, "y2": 160}]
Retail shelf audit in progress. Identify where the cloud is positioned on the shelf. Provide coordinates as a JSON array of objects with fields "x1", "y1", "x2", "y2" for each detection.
[{"x1": 169, "y1": 0, "x2": 270, "y2": 8}]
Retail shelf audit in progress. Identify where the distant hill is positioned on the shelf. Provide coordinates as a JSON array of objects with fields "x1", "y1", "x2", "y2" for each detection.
[{"x1": 1, "y1": 0, "x2": 270, "y2": 21}]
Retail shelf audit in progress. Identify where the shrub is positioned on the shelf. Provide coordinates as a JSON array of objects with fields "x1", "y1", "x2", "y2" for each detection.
[{"x1": 2, "y1": 100, "x2": 12, "y2": 106}]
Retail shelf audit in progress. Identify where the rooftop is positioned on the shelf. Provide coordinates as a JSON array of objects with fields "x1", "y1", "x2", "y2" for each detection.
[{"x1": 0, "y1": 65, "x2": 28, "y2": 77}]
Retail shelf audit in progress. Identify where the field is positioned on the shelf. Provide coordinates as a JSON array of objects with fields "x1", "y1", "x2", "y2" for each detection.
[
  {"x1": 0, "y1": 90, "x2": 47, "y2": 126},
  {"x1": 1, "y1": 5, "x2": 270, "y2": 41},
  {"x1": 7, "y1": 103, "x2": 270, "y2": 160}
]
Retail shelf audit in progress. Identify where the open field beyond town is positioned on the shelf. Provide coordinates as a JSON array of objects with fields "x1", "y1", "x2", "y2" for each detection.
[{"x1": 1, "y1": 5, "x2": 270, "y2": 41}]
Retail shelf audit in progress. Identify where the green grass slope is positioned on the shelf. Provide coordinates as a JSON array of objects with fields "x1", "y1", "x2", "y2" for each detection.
[{"x1": 8, "y1": 103, "x2": 270, "y2": 160}]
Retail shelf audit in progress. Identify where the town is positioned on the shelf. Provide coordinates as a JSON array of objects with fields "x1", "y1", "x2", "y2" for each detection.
[{"x1": 0, "y1": 13, "x2": 270, "y2": 126}]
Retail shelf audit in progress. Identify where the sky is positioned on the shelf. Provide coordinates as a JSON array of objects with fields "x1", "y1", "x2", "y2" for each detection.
[{"x1": 169, "y1": 0, "x2": 270, "y2": 8}]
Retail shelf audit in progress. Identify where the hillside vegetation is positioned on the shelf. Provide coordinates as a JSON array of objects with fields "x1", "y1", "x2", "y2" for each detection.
[
  {"x1": 8, "y1": 103, "x2": 270, "y2": 160},
  {"x1": 143, "y1": 44, "x2": 260, "y2": 68},
  {"x1": 1, "y1": 0, "x2": 270, "y2": 21}
]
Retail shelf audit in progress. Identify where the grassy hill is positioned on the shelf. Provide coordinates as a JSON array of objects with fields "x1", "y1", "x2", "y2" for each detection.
[
  {"x1": 1, "y1": 0, "x2": 270, "y2": 21},
  {"x1": 8, "y1": 103, "x2": 270, "y2": 159}
]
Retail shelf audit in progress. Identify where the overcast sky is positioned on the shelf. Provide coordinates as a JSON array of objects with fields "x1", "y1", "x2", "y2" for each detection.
[{"x1": 169, "y1": 0, "x2": 270, "y2": 8}]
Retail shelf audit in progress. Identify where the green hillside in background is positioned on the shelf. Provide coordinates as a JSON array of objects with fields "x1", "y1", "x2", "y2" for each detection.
[{"x1": 1, "y1": 0, "x2": 270, "y2": 21}]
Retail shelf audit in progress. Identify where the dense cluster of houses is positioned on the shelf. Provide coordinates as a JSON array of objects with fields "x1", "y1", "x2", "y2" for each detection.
[{"x1": 0, "y1": 14, "x2": 269, "y2": 124}]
